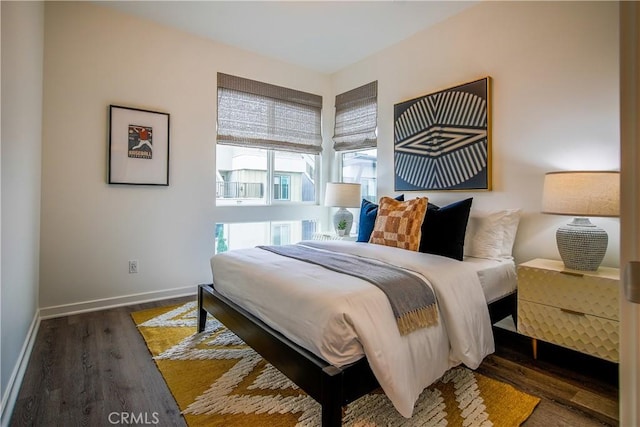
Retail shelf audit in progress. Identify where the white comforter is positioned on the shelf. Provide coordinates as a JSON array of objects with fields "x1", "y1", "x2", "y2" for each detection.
[{"x1": 210, "y1": 240, "x2": 494, "y2": 418}]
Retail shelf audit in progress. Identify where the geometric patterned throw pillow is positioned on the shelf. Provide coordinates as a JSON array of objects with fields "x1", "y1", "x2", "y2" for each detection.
[{"x1": 369, "y1": 196, "x2": 428, "y2": 251}]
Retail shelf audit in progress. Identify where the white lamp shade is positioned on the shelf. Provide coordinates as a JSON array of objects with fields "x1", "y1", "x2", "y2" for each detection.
[
  {"x1": 324, "y1": 183, "x2": 361, "y2": 208},
  {"x1": 542, "y1": 171, "x2": 619, "y2": 217},
  {"x1": 542, "y1": 170, "x2": 619, "y2": 271}
]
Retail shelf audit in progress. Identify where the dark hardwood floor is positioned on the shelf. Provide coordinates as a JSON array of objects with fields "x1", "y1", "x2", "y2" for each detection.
[
  {"x1": 483, "y1": 325, "x2": 618, "y2": 427},
  {"x1": 10, "y1": 297, "x2": 190, "y2": 427},
  {"x1": 9, "y1": 296, "x2": 618, "y2": 426}
]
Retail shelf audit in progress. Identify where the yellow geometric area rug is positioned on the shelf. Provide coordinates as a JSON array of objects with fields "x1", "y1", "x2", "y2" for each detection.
[{"x1": 133, "y1": 301, "x2": 540, "y2": 427}]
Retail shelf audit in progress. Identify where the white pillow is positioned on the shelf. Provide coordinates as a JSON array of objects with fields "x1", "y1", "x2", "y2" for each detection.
[
  {"x1": 500, "y1": 209, "x2": 522, "y2": 256},
  {"x1": 464, "y1": 209, "x2": 522, "y2": 259}
]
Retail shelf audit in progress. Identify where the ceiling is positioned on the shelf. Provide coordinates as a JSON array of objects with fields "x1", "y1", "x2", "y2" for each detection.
[{"x1": 97, "y1": 1, "x2": 477, "y2": 74}]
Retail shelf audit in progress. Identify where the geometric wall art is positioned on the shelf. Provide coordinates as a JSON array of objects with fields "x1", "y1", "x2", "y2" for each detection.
[{"x1": 394, "y1": 77, "x2": 491, "y2": 191}]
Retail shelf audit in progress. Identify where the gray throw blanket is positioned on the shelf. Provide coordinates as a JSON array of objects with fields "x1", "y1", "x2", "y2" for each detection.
[{"x1": 257, "y1": 243, "x2": 438, "y2": 335}]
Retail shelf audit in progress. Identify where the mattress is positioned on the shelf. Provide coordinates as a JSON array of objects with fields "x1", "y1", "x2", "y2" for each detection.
[{"x1": 463, "y1": 256, "x2": 517, "y2": 304}]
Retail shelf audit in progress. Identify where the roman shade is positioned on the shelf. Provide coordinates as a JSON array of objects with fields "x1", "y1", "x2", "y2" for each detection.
[
  {"x1": 333, "y1": 81, "x2": 378, "y2": 152},
  {"x1": 217, "y1": 73, "x2": 323, "y2": 155}
]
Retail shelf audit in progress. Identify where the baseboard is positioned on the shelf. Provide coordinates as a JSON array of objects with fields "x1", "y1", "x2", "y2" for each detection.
[
  {"x1": 0, "y1": 310, "x2": 40, "y2": 427},
  {"x1": 39, "y1": 285, "x2": 197, "y2": 320}
]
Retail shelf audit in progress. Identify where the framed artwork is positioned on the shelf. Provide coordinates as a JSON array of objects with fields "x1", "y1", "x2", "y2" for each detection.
[
  {"x1": 394, "y1": 77, "x2": 491, "y2": 191},
  {"x1": 108, "y1": 105, "x2": 170, "y2": 185}
]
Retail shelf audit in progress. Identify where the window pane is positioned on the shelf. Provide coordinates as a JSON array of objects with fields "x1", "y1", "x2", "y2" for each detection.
[
  {"x1": 274, "y1": 151, "x2": 317, "y2": 203},
  {"x1": 342, "y1": 149, "x2": 377, "y2": 238},
  {"x1": 301, "y1": 219, "x2": 317, "y2": 240},
  {"x1": 272, "y1": 223, "x2": 291, "y2": 245},
  {"x1": 216, "y1": 146, "x2": 317, "y2": 205},
  {"x1": 282, "y1": 176, "x2": 290, "y2": 200},
  {"x1": 342, "y1": 149, "x2": 377, "y2": 202},
  {"x1": 273, "y1": 174, "x2": 291, "y2": 200},
  {"x1": 215, "y1": 220, "x2": 318, "y2": 253},
  {"x1": 216, "y1": 145, "x2": 267, "y2": 205},
  {"x1": 274, "y1": 175, "x2": 282, "y2": 200}
]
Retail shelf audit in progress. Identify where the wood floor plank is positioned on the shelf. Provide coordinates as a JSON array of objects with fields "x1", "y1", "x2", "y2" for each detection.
[
  {"x1": 572, "y1": 390, "x2": 619, "y2": 423},
  {"x1": 8, "y1": 296, "x2": 619, "y2": 426},
  {"x1": 524, "y1": 400, "x2": 610, "y2": 427}
]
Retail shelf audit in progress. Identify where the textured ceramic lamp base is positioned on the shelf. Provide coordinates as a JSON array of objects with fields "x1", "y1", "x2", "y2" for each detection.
[
  {"x1": 333, "y1": 208, "x2": 353, "y2": 235},
  {"x1": 556, "y1": 217, "x2": 608, "y2": 271}
]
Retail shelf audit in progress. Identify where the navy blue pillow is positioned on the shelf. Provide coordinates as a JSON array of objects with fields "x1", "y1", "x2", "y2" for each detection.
[
  {"x1": 419, "y1": 198, "x2": 473, "y2": 260},
  {"x1": 357, "y1": 195, "x2": 405, "y2": 242}
]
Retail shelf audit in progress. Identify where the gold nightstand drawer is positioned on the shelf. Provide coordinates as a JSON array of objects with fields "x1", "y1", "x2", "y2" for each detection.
[
  {"x1": 518, "y1": 261, "x2": 619, "y2": 321},
  {"x1": 518, "y1": 300, "x2": 619, "y2": 362}
]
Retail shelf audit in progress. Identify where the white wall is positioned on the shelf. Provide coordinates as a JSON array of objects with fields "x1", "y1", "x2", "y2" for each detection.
[
  {"x1": 1, "y1": 0, "x2": 43, "y2": 414},
  {"x1": 331, "y1": 0, "x2": 620, "y2": 267},
  {"x1": 39, "y1": 2, "x2": 331, "y2": 309},
  {"x1": 37, "y1": 1, "x2": 622, "y2": 311}
]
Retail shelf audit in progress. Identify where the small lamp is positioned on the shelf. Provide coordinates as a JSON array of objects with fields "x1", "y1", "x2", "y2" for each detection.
[
  {"x1": 324, "y1": 182, "x2": 361, "y2": 235},
  {"x1": 542, "y1": 171, "x2": 619, "y2": 271}
]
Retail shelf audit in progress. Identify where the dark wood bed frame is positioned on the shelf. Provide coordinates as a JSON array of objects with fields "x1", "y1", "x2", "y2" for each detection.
[{"x1": 197, "y1": 283, "x2": 516, "y2": 427}]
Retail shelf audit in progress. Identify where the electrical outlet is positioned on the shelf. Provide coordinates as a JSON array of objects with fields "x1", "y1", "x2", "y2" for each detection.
[{"x1": 129, "y1": 260, "x2": 138, "y2": 274}]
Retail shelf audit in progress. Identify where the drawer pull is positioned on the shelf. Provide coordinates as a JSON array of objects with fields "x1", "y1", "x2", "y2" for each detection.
[
  {"x1": 560, "y1": 270, "x2": 584, "y2": 277},
  {"x1": 560, "y1": 308, "x2": 586, "y2": 316}
]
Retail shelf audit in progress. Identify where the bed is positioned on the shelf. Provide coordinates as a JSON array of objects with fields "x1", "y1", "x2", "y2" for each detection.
[{"x1": 197, "y1": 238, "x2": 518, "y2": 426}]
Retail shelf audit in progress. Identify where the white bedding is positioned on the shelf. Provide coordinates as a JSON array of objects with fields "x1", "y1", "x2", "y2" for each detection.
[
  {"x1": 210, "y1": 240, "x2": 495, "y2": 418},
  {"x1": 463, "y1": 256, "x2": 517, "y2": 304}
]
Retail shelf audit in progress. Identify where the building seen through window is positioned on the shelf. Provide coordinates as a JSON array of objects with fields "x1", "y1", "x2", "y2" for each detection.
[{"x1": 216, "y1": 146, "x2": 317, "y2": 206}]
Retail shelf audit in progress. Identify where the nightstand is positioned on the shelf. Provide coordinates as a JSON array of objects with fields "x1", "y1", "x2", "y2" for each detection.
[{"x1": 517, "y1": 258, "x2": 620, "y2": 362}]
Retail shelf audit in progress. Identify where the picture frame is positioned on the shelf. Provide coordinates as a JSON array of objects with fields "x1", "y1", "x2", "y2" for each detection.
[
  {"x1": 394, "y1": 77, "x2": 491, "y2": 191},
  {"x1": 108, "y1": 105, "x2": 170, "y2": 186}
]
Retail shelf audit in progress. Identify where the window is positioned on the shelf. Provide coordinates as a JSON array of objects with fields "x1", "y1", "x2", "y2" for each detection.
[
  {"x1": 214, "y1": 220, "x2": 318, "y2": 253},
  {"x1": 216, "y1": 73, "x2": 322, "y2": 206},
  {"x1": 334, "y1": 81, "x2": 378, "y2": 202},
  {"x1": 272, "y1": 223, "x2": 291, "y2": 245},
  {"x1": 274, "y1": 151, "x2": 317, "y2": 202},
  {"x1": 341, "y1": 149, "x2": 377, "y2": 202},
  {"x1": 333, "y1": 81, "x2": 378, "y2": 236},
  {"x1": 216, "y1": 146, "x2": 317, "y2": 205},
  {"x1": 216, "y1": 146, "x2": 267, "y2": 204},
  {"x1": 273, "y1": 175, "x2": 290, "y2": 200}
]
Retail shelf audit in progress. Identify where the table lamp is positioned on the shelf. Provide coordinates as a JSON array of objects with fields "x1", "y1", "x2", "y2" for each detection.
[
  {"x1": 324, "y1": 182, "x2": 361, "y2": 235},
  {"x1": 542, "y1": 171, "x2": 619, "y2": 271}
]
